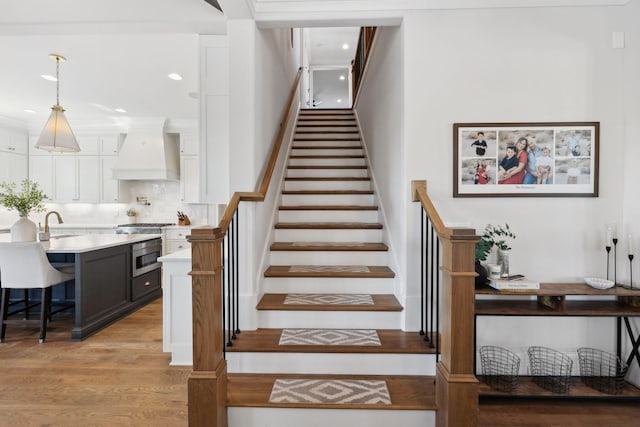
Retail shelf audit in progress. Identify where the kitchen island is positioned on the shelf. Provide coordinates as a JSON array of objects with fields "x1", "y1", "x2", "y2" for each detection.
[{"x1": 0, "y1": 234, "x2": 162, "y2": 340}]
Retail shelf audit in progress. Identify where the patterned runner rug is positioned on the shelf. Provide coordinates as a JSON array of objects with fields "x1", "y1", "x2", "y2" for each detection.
[
  {"x1": 269, "y1": 379, "x2": 391, "y2": 405},
  {"x1": 288, "y1": 265, "x2": 371, "y2": 273},
  {"x1": 279, "y1": 329, "x2": 381, "y2": 346},
  {"x1": 283, "y1": 293, "x2": 373, "y2": 305}
]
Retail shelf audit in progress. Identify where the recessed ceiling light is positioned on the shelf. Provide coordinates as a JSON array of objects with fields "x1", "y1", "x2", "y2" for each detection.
[
  {"x1": 168, "y1": 73, "x2": 183, "y2": 81},
  {"x1": 41, "y1": 74, "x2": 57, "y2": 82},
  {"x1": 337, "y1": 99, "x2": 342, "y2": 103},
  {"x1": 339, "y1": 75, "x2": 345, "y2": 81},
  {"x1": 114, "y1": 108, "x2": 127, "y2": 113},
  {"x1": 342, "y1": 43, "x2": 349, "y2": 50},
  {"x1": 24, "y1": 109, "x2": 37, "y2": 114}
]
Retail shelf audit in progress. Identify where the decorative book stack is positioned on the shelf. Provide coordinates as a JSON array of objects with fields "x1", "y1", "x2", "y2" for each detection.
[{"x1": 488, "y1": 276, "x2": 540, "y2": 291}]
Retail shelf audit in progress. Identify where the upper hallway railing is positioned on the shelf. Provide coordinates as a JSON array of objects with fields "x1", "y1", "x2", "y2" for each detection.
[
  {"x1": 351, "y1": 26, "x2": 377, "y2": 105},
  {"x1": 186, "y1": 68, "x2": 302, "y2": 427},
  {"x1": 412, "y1": 180, "x2": 480, "y2": 427}
]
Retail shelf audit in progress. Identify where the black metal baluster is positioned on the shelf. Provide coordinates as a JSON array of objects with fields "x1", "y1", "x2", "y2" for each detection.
[
  {"x1": 420, "y1": 207, "x2": 425, "y2": 337},
  {"x1": 435, "y1": 235, "x2": 441, "y2": 361},
  {"x1": 428, "y1": 221, "x2": 435, "y2": 348},
  {"x1": 228, "y1": 220, "x2": 233, "y2": 347},
  {"x1": 230, "y1": 215, "x2": 235, "y2": 341},
  {"x1": 221, "y1": 231, "x2": 227, "y2": 358},
  {"x1": 234, "y1": 209, "x2": 240, "y2": 336}
]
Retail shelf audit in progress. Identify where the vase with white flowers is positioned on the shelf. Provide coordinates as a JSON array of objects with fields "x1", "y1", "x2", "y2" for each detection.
[{"x1": 0, "y1": 179, "x2": 47, "y2": 241}]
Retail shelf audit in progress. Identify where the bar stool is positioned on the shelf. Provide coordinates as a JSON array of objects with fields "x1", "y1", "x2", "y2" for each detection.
[{"x1": 0, "y1": 242, "x2": 75, "y2": 343}]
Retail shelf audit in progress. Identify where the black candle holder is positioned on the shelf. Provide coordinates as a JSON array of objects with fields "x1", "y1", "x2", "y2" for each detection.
[
  {"x1": 630, "y1": 254, "x2": 635, "y2": 290},
  {"x1": 613, "y1": 238, "x2": 618, "y2": 284},
  {"x1": 606, "y1": 246, "x2": 612, "y2": 280}
]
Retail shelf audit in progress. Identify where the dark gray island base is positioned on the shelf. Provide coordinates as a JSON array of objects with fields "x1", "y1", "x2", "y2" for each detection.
[{"x1": 39, "y1": 235, "x2": 162, "y2": 341}]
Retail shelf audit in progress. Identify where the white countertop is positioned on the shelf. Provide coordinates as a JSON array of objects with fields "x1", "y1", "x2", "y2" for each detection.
[
  {"x1": 0, "y1": 233, "x2": 161, "y2": 253},
  {"x1": 159, "y1": 248, "x2": 191, "y2": 262}
]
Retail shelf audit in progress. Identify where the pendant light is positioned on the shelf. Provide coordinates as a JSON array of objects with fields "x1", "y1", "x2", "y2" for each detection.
[{"x1": 35, "y1": 54, "x2": 80, "y2": 153}]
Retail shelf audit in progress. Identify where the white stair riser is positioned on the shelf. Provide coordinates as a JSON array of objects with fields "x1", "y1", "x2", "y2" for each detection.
[
  {"x1": 291, "y1": 148, "x2": 364, "y2": 156},
  {"x1": 295, "y1": 126, "x2": 358, "y2": 132},
  {"x1": 278, "y1": 210, "x2": 379, "y2": 222},
  {"x1": 299, "y1": 114, "x2": 354, "y2": 118},
  {"x1": 297, "y1": 120, "x2": 357, "y2": 126},
  {"x1": 258, "y1": 310, "x2": 401, "y2": 329},
  {"x1": 269, "y1": 250, "x2": 389, "y2": 265},
  {"x1": 229, "y1": 408, "x2": 434, "y2": 427},
  {"x1": 293, "y1": 139, "x2": 361, "y2": 147},
  {"x1": 227, "y1": 353, "x2": 436, "y2": 375},
  {"x1": 288, "y1": 157, "x2": 366, "y2": 166},
  {"x1": 284, "y1": 180, "x2": 371, "y2": 191},
  {"x1": 274, "y1": 228, "x2": 382, "y2": 242},
  {"x1": 281, "y1": 194, "x2": 374, "y2": 205},
  {"x1": 295, "y1": 134, "x2": 360, "y2": 140},
  {"x1": 263, "y1": 277, "x2": 396, "y2": 294},
  {"x1": 286, "y1": 168, "x2": 369, "y2": 178}
]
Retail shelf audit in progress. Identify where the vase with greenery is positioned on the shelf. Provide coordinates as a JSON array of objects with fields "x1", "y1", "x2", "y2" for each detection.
[
  {"x1": 475, "y1": 223, "x2": 516, "y2": 284},
  {"x1": 0, "y1": 179, "x2": 47, "y2": 242}
]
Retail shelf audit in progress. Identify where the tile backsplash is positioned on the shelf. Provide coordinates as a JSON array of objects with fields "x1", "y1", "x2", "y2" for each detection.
[{"x1": 0, "y1": 180, "x2": 213, "y2": 228}]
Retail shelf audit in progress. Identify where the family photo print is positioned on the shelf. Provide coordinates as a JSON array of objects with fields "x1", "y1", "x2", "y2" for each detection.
[{"x1": 453, "y1": 122, "x2": 599, "y2": 197}]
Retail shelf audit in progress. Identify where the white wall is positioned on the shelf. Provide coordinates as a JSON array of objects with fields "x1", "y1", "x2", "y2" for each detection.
[
  {"x1": 353, "y1": 26, "x2": 408, "y2": 322},
  {"x1": 227, "y1": 24, "x2": 301, "y2": 329},
  {"x1": 398, "y1": 3, "x2": 640, "y2": 380}
]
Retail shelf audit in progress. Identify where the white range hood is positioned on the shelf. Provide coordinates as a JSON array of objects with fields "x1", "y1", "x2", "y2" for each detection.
[{"x1": 112, "y1": 118, "x2": 180, "y2": 181}]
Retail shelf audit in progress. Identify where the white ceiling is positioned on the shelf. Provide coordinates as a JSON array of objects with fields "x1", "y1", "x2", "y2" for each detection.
[{"x1": 0, "y1": 0, "x2": 225, "y2": 130}]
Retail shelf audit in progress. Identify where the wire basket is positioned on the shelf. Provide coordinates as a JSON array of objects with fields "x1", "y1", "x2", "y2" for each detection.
[
  {"x1": 577, "y1": 348, "x2": 628, "y2": 394},
  {"x1": 527, "y1": 346, "x2": 573, "y2": 394},
  {"x1": 480, "y1": 346, "x2": 520, "y2": 392}
]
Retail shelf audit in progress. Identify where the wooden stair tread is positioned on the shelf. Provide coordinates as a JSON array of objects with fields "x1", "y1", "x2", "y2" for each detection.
[
  {"x1": 271, "y1": 242, "x2": 388, "y2": 252},
  {"x1": 227, "y1": 373, "x2": 436, "y2": 410},
  {"x1": 227, "y1": 328, "x2": 436, "y2": 354},
  {"x1": 295, "y1": 130, "x2": 359, "y2": 134},
  {"x1": 291, "y1": 146, "x2": 363, "y2": 150},
  {"x1": 282, "y1": 190, "x2": 373, "y2": 195},
  {"x1": 287, "y1": 165, "x2": 368, "y2": 169},
  {"x1": 284, "y1": 177, "x2": 370, "y2": 181},
  {"x1": 294, "y1": 137, "x2": 361, "y2": 141},
  {"x1": 279, "y1": 205, "x2": 377, "y2": 211},
  {"x1": 264, "y1": 265, "x2": 395, "y2": 278},
  {"x1": 289, "y1": 155, "x2": 365, "y2": 159},
  {"x1": 275, "y1": 222, "x2": 383, "y2": 229},
  {"x1": 296, "y1": 124, "x2": 358, "y2": 128},
  {"x1": 256, "y1": 293, "x2": 401, "y2": 312}
]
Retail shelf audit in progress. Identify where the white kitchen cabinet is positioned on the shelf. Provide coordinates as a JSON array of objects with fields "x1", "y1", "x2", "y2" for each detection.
[
  {"x1": 100, "y1": 135, "x2": 120, "y2": 155},
  {"x1": 54, "y1": 156, "x2": 100, "y2": 202},
  {"x1": 0, "y1": 151, "x2": 28, "y2": 185},
  {"x1": 163, "y1": 226, "x2": 192, "y2": 255},
  {"x1": 29, "y1": 155, "x2": 54, "y2": 200},
  {"x1": 179, "y1": 133, "x2": 199, "y2": 156},
  {"x1": 180, "y1": 156, "x2": 200, "y2": 203},
  {"x1": 0, "y1": 129, "x2": 28, "y2": 155},
  {"x1": 100, "y1": 156, "x2": 121, "y2": 203},
  {"x1": 76, "y1": 135, "x2": 100, "y2": 155}
]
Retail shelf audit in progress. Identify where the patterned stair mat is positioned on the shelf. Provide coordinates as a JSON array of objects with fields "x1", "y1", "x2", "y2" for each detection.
[
  {"x1": 288, "y1": 265, "x2": 371, "y2": 273},
  {"x1": 279, "y1": 329, "x2": 381, "y2": 346},
  {"x1": 269, "y1": 379, "x2": 391, "y2": 405},
  {"x1": 284, "y1": 293, "x2": 373, "y2": 305}
]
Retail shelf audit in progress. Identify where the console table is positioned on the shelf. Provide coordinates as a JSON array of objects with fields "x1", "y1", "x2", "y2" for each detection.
[{"x1": 475, "y1": 282, "x2": 640, "y2": 398}]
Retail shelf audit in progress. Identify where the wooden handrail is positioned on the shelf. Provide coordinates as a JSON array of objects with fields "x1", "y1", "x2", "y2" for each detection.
[
  {"x1": 217, "y1": 67, "x2": 302, "y2": 234},
  {"x1": 352, "y1": 27, "x2": 377, "y2": 106},
  {"x1": 412, "y1": 179, "x2": 479, "y2": 426}
]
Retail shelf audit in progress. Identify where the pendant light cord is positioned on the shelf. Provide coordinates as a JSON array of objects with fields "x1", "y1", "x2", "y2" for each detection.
[{"x1": 55, "y1": 56, "x2": 60, "y2": 106}]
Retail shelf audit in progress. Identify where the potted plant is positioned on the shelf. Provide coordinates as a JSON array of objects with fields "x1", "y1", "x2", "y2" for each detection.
[
  {"x1": 475, "y1": 223, "x2": 516, "y2": 285},
  {"x1": 0, "y1": 179, "x2": 47, "y2": 242}
]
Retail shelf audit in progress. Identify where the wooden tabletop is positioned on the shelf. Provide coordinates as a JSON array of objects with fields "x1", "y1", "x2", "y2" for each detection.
[{"x1": 476, "y1": 282, "x2": 640, "y2": 296}]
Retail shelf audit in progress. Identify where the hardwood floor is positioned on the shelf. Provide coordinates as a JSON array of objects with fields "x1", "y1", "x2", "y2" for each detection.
[
  {"x1": 1, "y1": 298, "x2": 639, "y2": 426},
  {"x1": 0, "y1": 298, "x2": 190, "y2": 426}
]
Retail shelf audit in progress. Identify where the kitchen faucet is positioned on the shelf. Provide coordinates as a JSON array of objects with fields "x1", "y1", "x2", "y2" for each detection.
[{"x1": 44, "y1": 211, "x2": 64, "y2": 233}]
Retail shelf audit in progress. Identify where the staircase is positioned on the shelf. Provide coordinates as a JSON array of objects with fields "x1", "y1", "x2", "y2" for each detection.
[{"x1": 225, "y1": 109, "x2": 437, "y2": 426}]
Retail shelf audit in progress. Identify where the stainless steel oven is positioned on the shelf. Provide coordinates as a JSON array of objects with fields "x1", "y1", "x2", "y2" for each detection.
[{"x1": 131, "y1": 239, "x2": 162, "y2": 277}]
